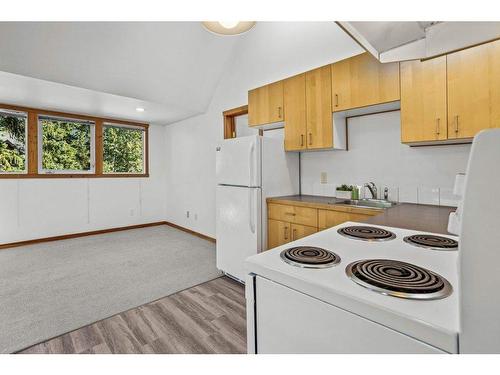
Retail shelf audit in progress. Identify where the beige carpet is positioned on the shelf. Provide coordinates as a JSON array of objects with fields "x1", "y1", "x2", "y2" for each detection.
[{"x1": 0, "y1": 225, "x2": 220, "y2": 353}]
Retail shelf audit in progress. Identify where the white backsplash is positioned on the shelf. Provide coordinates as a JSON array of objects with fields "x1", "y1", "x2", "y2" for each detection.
[{"x1": 301, "y1": 111, "x2": 471, "y2": 208}]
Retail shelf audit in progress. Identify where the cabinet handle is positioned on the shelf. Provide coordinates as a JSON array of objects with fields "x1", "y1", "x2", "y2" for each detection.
[
  {"x1": 301, "y1": 134, "x2": 304, "y2": 147},
  {"x1": 278, "y1": 106, "x2": 282, "y2": 119},
  {"x1": 284, "y1": 226, "x2": 288, "y2": 240},
  {"x1": 436, "y1": 118, "x2": 440, "y2": 135},
  {"x1": 285, "y1": 212, "x2": 296, "y2": 216},
  {"x1": 292, "y1": 229, "x2": 297, "y2": 240},
  {"x1": 334, "y1": 94, "x2": 339, "y2": 107},
  {"x1": 454, "y1": 115, "x2": 459, "y2": 134},
  {"x1": 308, "y1": 132, "x2": 313, "y2": 146}
]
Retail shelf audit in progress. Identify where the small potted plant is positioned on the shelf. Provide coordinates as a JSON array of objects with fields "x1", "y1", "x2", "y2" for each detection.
[{"x1": 336, "y1": 184, "x2": 354, "y2": 199}]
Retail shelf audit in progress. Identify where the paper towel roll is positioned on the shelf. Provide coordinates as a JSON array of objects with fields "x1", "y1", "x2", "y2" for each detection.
[{"x1": 453, "y1": 173, "x2": 466, "y2": 197}]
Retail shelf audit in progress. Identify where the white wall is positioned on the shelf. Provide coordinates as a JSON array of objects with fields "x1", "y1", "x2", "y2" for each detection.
[
  {"x1": 164, "y1": 22, "x2": 363, "y2": 238},
  {"x1": 0, "y1": 124, "x2": 167, "y2": 243},
  {"x1": 300, "y1": 111, "x2": 471, "y2": 206}
]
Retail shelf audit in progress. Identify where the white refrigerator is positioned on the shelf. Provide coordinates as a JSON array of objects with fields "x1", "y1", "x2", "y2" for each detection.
[{"x1": 216, "y1": 135, "x2": 299, "y2": 282}]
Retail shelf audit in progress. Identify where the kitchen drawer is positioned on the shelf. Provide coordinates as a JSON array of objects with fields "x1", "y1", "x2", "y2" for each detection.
[
  {"x1": 319, "y1": 208, "x2": 381, "y2": 229},
  {"x1": 268, "y1": 203, "x2": 318, "y2": 227},
  {"x1": 318, "y1": 209, "x2": 351, "y2": 229}
]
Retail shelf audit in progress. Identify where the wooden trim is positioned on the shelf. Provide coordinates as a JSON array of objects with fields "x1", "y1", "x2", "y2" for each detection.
[
  {"x1": 27, "y1": 111, "x2": 38, "y2": 175},
  {"x1": 222, "y1": 105, "x2": 248, "y2": 139},
  {"x1": 0, "y1": 173, "x2": 150, "y2": 179},
  {"x1": 164, "y1": 221, "x2": 216, "y2": 243},
  {"x1": 0, "y1": 102, "x2": 149, "y2": 178},
  {"x1": 0, "y1": 222, "x2": 167, "y2": 250},
  {"x1": 0, "y1": 221, "x2": 215, "y2": 250},
  {"x1": 0, "y1": 102, "x2": 149, "y2": 128},
  {"x1": 144, "y1": 126, "x2": 150, "y2": 176},
  {"x1": 223, "y1": 105, "x2": 248, "y2": 117},
  {"x1": 94, "y1": 119, "x2": 103, "y2": 175}
]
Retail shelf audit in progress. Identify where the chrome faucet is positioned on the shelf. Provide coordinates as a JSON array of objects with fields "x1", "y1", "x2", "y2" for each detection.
[{"x1": 364, "y1": 182, "x2": 378, "y2": 199}]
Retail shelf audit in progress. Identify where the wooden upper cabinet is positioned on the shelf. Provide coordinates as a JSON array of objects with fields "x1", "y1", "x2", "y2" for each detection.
[
  {"x1": 283, "y1": 74, "x2": 307, "y2": 151},
  {"x1": 305, "y1": 65, "x2": 333, "y2": 149},
  {"x1": 331, "y1": 52, "x2": 400, "y2": 112},
  {"x1": 400, "y1": 56, "x2": 448, "y2": 143},
  {"x1": 447, "y1": 40, "x2": 500, "y2": 139},
  {"x1": 248, "y1": 80, "x2": 284, "y2": 127}
]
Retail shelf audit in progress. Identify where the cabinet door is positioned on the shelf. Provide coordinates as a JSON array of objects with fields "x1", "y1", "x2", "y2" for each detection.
[
  {"x1": 305, "y1": 65, "x2": 333, "y2": 149},
  {"x1": 248, "y1": 81, "x2": 284, "y2": 126},
  {"x1": 284, "y1": 74, "x2": 307, "y2": 151},
  {"x1": 291, "y1": 223, "x2": 317, "y2": 241},
  {"x1": 400, "y1": 56, "x2": 448, "y2": 143},
  {"x1": 331, "y1": 53, "x2": 400, "y2": 112},
  {"x1": 447, "y1": 40, "x2": 500, "y2": 139},
  {"x1": 267, "y1": 219, "x2": 291, "y2": 249}
]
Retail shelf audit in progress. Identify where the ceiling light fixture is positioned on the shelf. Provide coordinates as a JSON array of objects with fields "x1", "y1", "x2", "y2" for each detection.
[
  {"x1": 202, "y1": 21, "x2": 256, "y2": 36},
  {"x1": 136, "y1": 107, "x2": 145, "y2": 112}
]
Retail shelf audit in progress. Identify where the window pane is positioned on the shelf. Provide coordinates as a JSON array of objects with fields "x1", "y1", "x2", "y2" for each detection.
[
  {"x1": 103, "y1": 125, "x2": 144, "y2": 174},
  {"x1": 40, "y1": 117, "x2": 92, "y2": 172},
  {"x1": 0, "y1": 109, "x2": 27, "y2": 173}
]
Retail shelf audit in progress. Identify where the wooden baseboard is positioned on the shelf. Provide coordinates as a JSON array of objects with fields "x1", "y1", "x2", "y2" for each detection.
[
  {"x1": 0, "y1": 221, "x2": 215, "y2": 250},
  {"x1": 163, "y1": 221, "x2": 216, "y2": 243}
]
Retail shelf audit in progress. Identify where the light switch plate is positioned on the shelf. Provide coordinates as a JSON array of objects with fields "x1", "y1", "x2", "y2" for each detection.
[{"x1": 320, "y1": 172, "x2": 327, "y2": 184}]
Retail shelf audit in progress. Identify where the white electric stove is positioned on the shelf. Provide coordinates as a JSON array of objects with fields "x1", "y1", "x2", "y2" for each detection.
[{"x1": 245, "y1": 222, "x2": 459, "y2": 354}]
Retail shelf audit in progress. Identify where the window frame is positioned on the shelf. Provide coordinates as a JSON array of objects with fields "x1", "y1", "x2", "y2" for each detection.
[
  {"x1": 102, "y1": 122, "x2": 146, "y2": 175},
  {"x1": 0, "y1": 103, "x2": 149, "y2": 179},
  {"x1": 0, "y1": 108, "x2": 29, "y2": 175},
  {"x1": 38, "y1": 114, "x2": 96, "y2": 175}
]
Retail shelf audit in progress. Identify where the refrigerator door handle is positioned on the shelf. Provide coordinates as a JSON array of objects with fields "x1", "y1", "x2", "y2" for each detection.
[
  {"x1": 249, "y1": 189, "x2": 255, "y2": 234},
  {"x1": 249, "y1": 141, "x2": 255, "y2": 187}
]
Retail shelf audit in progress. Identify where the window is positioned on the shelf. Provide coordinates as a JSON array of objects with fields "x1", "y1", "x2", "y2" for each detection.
[
  {"x1": 38, "y1": 115, "x2": 95, "y2": 174},
  {"x1": 0, "y1": 103, "x2": 149, "y2": 178},
  {"x1": 0, "y1": 109, "x2": 28, "y2": 174},
  {"x1": 103, "y1": 124, "x2": 145, "y2": 174}
]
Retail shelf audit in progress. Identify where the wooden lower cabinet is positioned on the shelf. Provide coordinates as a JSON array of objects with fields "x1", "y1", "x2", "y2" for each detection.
[
  {"x1": 318, "y1": 209, "x2": 377, "y2": 229},
  {"x1": 267, "y1": 220, "x2": 317, "y2": 249},
  {"x1": 268, "y1": 219, "x2": 291, "y2": 249},
  {"x1": 267, "y1": 201, "x2": 380, "y2": 250},
  {"x1": 291, "y1": 223, "x2": 317, "y2": 241},
  {"x1": 318, "y1": 209, "x2": 351, "y2": 229}
]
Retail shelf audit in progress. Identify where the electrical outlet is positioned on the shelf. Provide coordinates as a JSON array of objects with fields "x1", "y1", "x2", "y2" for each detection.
[
  {"x1": 194, "y1": 213, "x2": 198, "y2": 221},
  {"x1": 186, "y1": 211, "x2": 190, "y2": 218},
  {"x1": 320, "y1": 172, "x2": 328, "y2": 184},
  {"x1": 130, "y1": 209, "x2": 135, "y2": 216}
]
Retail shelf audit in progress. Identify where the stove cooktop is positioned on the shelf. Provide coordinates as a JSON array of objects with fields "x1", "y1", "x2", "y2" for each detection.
[
  {"x1": 280, "y1": 246, "x2": 340, "y2": 269},
  {"x1": 245, "y1": 222, "x2": 460, "y2": 353},
  {"x1": 403, "y1": 234, "x2": 459, "y2": 251},
  {"x1": 337, "y1": 225, "x2": 396, "y2": 242},
  {"x1": 346, "y1": 258, "x2": 453, "y2": 300}
]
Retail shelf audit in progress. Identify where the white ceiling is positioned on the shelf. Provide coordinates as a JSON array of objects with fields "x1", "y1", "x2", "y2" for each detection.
[{"x1": 0, "y1": 22, "x2": 239, "y2": 124}]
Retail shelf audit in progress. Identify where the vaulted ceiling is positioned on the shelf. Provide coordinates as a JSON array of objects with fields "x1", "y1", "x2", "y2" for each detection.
[{"x1": 0, "y1": 22, "x2": 239, "y2": 124}]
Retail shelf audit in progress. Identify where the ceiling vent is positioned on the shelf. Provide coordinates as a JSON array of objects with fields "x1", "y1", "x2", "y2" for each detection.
[{"x1": 337, "y1": 21, "x2": 500, "y2": 62}]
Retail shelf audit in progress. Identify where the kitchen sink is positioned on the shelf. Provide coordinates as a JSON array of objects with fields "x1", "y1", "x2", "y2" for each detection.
[{"x1": 333, "y1": 199, "x2": 397, "y2": 209}]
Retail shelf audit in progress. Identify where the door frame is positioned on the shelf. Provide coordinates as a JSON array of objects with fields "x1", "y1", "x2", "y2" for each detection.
[{"x1": 223, "y1": 105, "x2": 262, "y2": 139}]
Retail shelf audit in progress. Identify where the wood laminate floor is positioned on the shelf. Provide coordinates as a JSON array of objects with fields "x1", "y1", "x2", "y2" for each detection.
[{"x1": 19, "y1": 277, "x2": 247, "y2": 354}]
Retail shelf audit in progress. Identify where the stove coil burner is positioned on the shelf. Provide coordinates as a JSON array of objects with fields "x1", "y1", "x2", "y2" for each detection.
[
  {"x1": 403, "y1": 234, "x2": 458, "y2": 251},
  {"x1": 337, "y1": 226, "x2": 396, "y2": 242},
  {"x1": 280, "y1": 246, "x2": 341, "y2": 269},
  {"x1": 346, "y1": 259, "x2": 452, "y2": 300}
]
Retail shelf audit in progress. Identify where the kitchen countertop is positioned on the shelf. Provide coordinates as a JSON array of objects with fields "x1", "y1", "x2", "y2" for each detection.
[{"x1": 267, "y1": 195, "x2": 456, "y2": 235}]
